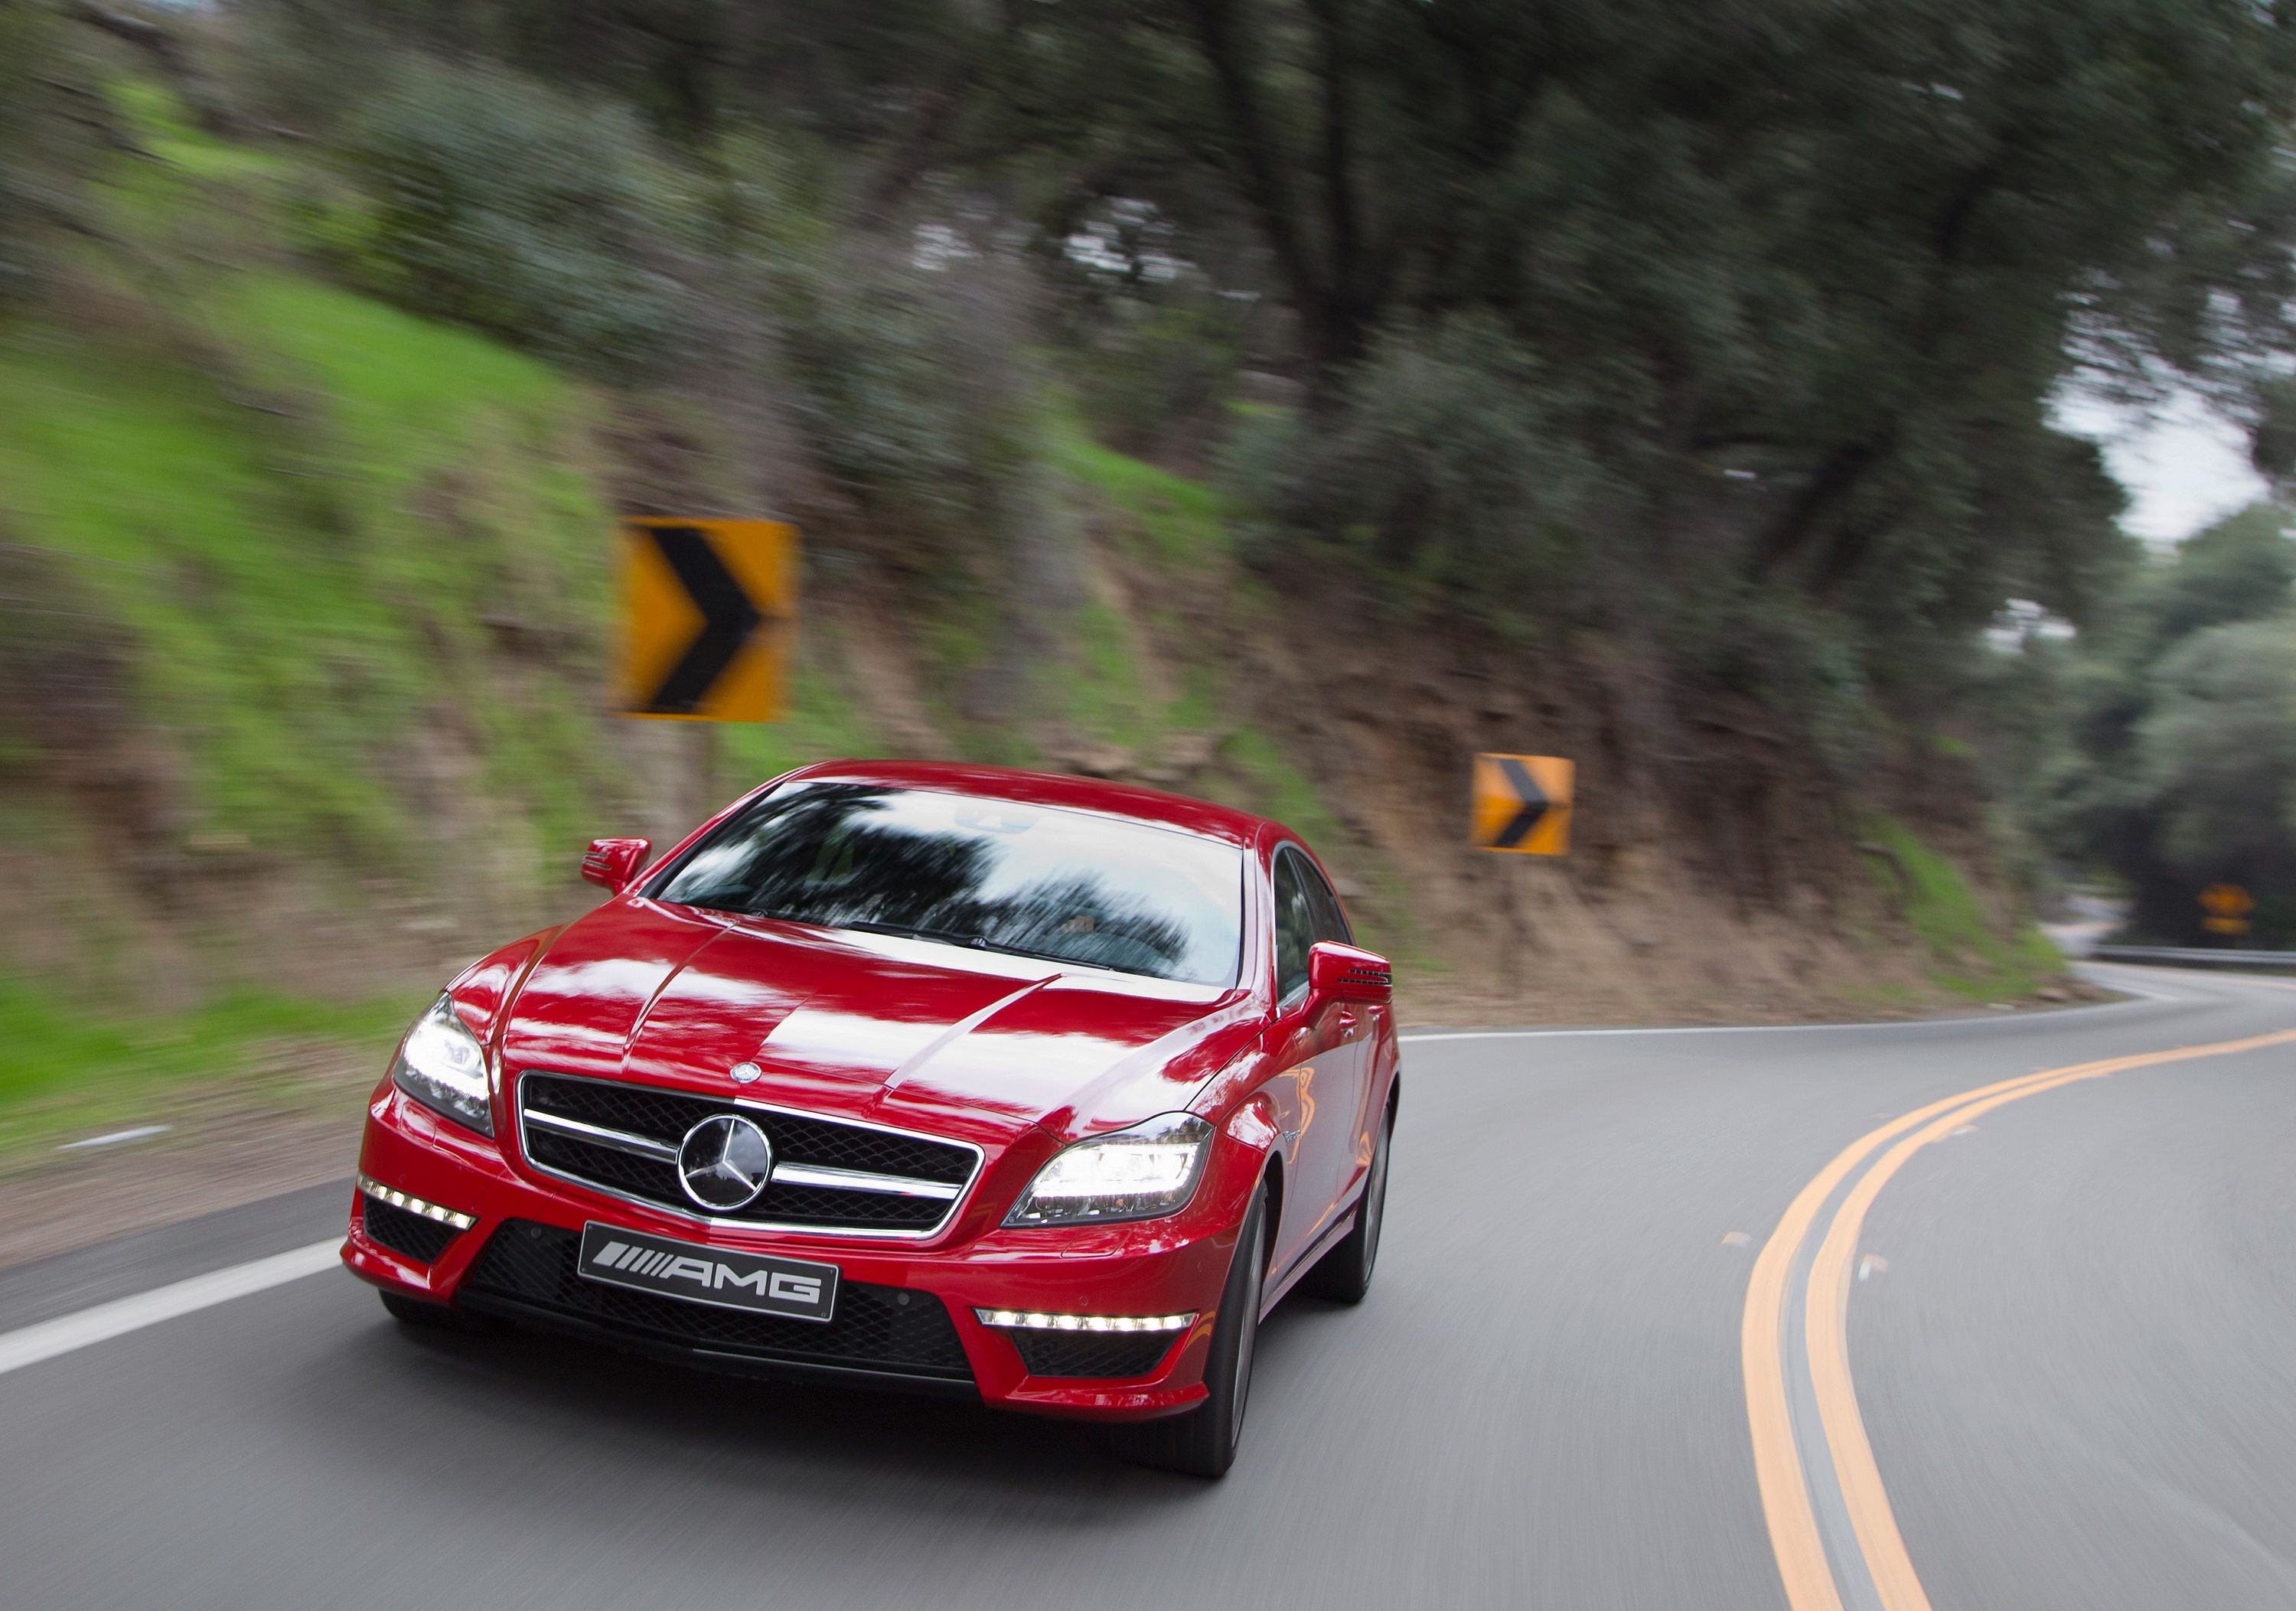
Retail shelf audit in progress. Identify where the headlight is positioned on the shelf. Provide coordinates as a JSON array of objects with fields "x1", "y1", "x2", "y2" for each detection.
[
  {"x1": 1004, "y1": 1112, "x2": 1212, "y2": 1227},
  {"x1": 390, "y1": 994, "x2": 493, "y2": 1136}
]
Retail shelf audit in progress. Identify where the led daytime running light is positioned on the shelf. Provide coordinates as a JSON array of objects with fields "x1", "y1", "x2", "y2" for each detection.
[
  {"x1": 974, "y1": 1307, "x2": 1196, "y2": 1334},
  {"x1": 357, "y1": 1174, "x2": 476, "y2": 1231}
]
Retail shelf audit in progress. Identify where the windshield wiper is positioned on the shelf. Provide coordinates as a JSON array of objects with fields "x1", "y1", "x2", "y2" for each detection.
[
  {"x1": 829, "y1": 918, "x2": 959, "y2": 941},
  {"x1": 961, "y1": 936, "x2": 1092, "y2": 967}
]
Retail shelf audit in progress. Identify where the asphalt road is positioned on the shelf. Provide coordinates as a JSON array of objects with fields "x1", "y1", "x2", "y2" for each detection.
[{"x1": 3, "y1": 965, "x2": 2293, "y2": 1609}]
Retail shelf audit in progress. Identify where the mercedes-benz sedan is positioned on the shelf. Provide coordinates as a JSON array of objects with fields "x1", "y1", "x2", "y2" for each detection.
[{"x1": 342, "y1": 761, "x2": 1398, "y2": 1476}]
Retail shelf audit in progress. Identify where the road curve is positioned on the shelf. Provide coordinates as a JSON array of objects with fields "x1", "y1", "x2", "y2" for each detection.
[{"x1": 2, "y1": 967, "x2": 2293, "y2": 1610}]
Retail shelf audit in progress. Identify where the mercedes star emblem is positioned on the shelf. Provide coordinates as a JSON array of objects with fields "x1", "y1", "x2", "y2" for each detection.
[
  {"x1": 676, "y1": 1114, "x2": 775, "y2": 1212},
  {"x1": 728, "y1": 1061, "x2": 762, "y2": 1084}
]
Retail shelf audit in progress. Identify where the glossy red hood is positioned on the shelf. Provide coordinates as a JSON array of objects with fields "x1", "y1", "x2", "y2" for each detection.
[{"x1": 485, "y1": 899, "x2": 1256, "y2": 1150}]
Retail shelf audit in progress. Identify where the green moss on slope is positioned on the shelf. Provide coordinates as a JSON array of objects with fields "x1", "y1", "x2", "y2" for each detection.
[{"x1": 1862, "y1": 815, "x2": 2063, "y2": 1000}]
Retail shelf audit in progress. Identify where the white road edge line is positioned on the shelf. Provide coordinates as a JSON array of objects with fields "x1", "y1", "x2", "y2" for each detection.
[
  {"x1": 56, "y1": 1123, "x2": 174, "y2": 1153},
  {"x1": 0, "y1": 1239, "x2": 341, "y2": 1378},
  {"x1": 1396, "y1": 964, "x2": 2202, "y2": 1045}
]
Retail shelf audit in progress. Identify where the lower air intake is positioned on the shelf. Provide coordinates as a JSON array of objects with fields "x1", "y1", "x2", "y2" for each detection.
[
  {"x1": 1009, "y1": 1329, "x2": 1181, "y2": 1380},
  {"x1": 459, "y1": 1220, "x2": 973, "y2": 1383},
  {"x1": 362, "y1": 1195, "x2": 464, "y2": 1264}
]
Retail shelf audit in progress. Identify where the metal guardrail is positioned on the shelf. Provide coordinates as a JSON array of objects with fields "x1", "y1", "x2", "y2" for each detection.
[{"x1": 2089, "y1": 945, "x2": 2296, "y2": 972}]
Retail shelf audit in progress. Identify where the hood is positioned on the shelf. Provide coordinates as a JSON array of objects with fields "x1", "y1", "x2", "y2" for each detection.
[{"x1": 495, "y1": 898, "x2": 1255, "y2": 1149}]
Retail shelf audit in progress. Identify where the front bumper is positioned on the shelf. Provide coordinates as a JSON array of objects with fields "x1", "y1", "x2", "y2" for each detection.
[{"x1": 341, "y1": 1084, "x2": 1258, "y2": 1420}]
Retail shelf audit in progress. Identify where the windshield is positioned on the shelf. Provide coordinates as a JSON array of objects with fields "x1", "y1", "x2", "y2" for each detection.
[{"x1": 647, "y1": 783, "x2": 1245, "y2": 986}]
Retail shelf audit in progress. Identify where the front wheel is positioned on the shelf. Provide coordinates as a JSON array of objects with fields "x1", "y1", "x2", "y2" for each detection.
[
  {"x1": 1104, "y1": 1181, "x2": 1270, "y2": 1479},
  {"x1": 1300, "y1": 1101, "x2": 1391, "y2": 1303}
]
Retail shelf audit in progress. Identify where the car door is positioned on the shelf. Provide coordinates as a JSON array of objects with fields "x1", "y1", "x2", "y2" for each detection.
[
  {"x1": 1264, "y1": 845, "x2": 1370, "y2": 1274},
  {"x1": 1298, "y1": 853, "x2": 1383, "y2": 1218}
]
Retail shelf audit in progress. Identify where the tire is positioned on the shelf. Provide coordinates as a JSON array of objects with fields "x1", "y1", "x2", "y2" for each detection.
[
  {"x1": 1104, "y1": 1182, "x2": 1270, "y2": 1479},
  {"x1": 1299, "y1": 1100, "x2": 1392, "y2": 1304},
  {"x1": 380, "y1": 1289, "x2": 507, "y2": 1336}
]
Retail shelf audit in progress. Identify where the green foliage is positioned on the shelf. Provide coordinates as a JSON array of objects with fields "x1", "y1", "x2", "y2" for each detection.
[
  {"x1": 1220, "y1": 317, "x2": 1593, "y2": 621},
  {"x1": 1071, "y1": 294, "x2": 1245, "y2": 455},
  {"x1": 2134, "y1": 505, "x2": 2296, "y2": 652},
  {"x1": 109, "y1": 80, "x2": 286, "y2": 187},
  {"x1": 1054, "y1": 412, "x2": 1231, "y2": 564},
  {"x1": 771, "y1": 245, "x2": 1034, "y2": 558},
  {"x1": 0, "y1": 267, "x2": 615, "y2": 863},
  {"x1": 2137, "y1": 621, "x2": 2296, "y2": 876},
  {"x1": 0, "y1": 980, "x2": 413, "y2": 1110},
  {"x1": 1663, "y1": 588, "x2": 1879, "y2": 783},
  {"x1": 328, "y1": 57, "x2": 695, "y2": 377},
  {"x1": 2042, "y1": 505, "x2": 2296, "y2": 942},
  {"x1": 0, "y1": 977, "x2": 422, "y2": 1158},
  {"x1": 238, "y1": 0, "x2": 980, "y2": 146},
  {"x1": 1862, "y1": 816, "x2": 2064, "y2": 1000},
  {"x1": 1059, "y1": 598, "x2": 1155, "y2": 752}
]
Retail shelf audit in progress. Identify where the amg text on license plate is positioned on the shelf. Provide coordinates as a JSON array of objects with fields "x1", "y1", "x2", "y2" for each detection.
[{"x1": 576, "y1": 1223, "x2": 839, "y2": 1323}]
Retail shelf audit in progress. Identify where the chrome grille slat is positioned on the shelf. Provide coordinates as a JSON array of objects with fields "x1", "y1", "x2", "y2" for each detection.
[
  {"x1": 515, "y1": 1071, "x2": 981, "y2": 1239},
  {"x1": 523, "y1": 1107, "x2": 680, "y2": 1163},
  {"x1": 767, "y1": 1161, "x2": 960, "y2": 1200}
]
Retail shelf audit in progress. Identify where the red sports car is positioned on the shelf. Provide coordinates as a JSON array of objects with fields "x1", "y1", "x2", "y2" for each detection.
[{"x1": 343, "y1": 761, "x2": 1398, "y2": 1476}]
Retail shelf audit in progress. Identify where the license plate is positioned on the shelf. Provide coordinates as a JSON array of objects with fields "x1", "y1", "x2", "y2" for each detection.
[{"x1": 576, "y1": 1223, "x2": 838, "y2": 1324}]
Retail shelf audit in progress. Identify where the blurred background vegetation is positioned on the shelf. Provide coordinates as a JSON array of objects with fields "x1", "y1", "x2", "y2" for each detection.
[{"x1": 5, "y1": 0, "x2": 2296, "y2": 1158}]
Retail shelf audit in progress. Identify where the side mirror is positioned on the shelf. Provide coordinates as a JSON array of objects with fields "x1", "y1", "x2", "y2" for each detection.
[
  {"x1": 1308, "y1": 941, "x2": 1393, "y2": 1004},
  {"x1": 581, "y1": 837, "x2": 651, "y2": 894}
]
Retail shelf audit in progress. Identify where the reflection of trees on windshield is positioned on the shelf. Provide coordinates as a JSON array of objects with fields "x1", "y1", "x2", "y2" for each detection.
[
  {"x1": 665, "y1": 786, "x2": 991, "y2": 918},
  {"x1": 653, "y1": 785, "x2": 1220, "y2": 983},
  {"x1": 932, "y1": 874, "x2": 1191, "y2": 978}
]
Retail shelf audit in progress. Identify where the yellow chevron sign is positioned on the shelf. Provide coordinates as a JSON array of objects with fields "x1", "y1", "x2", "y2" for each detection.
[
  {"x1": 2200, "y1": 882, "x2": 2253, "y2": 936},
  {"x1": 619, "y1": 519, "x2": 796, "y2": 722},
  {"x1": 1470, "y1": 754, "x2": 1574, "y2": 855}
]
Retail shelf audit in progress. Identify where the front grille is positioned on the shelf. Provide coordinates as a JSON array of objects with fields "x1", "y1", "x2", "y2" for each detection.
[
  {"x1": 362, "y1": 1195, "x2": 464, "y2": 1264},
  {"x1": 517, "y1": 1072, "x2": 977, "y2": 1236},
  {"x1": 461, "y1": 1220, "x2": 972, "y2": 1381},
  {"x1": 1009, "y1": 1329, "x2": 1179, "y2": 1380}
]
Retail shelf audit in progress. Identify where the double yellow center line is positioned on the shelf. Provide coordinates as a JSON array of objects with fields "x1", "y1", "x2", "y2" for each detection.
[{"x1": 1742, "y1": 1022, "x2": 2296, "y2": 1610}]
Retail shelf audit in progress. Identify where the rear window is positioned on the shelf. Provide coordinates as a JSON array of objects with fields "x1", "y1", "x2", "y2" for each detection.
[{"x1": 648, "y1": 783, "x2": 1244, "y2": 986}]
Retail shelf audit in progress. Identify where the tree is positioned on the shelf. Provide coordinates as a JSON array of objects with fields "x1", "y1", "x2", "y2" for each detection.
[
  {"x1": 993, "y1": 0, "x2": 2296, "y2": 666},
  {"x1": 2045, "y1": 506, "x2": 2296, "y2": 943},
  {"x1": 2138, "y1": 621, "x2": 2296, "y2": 886}
]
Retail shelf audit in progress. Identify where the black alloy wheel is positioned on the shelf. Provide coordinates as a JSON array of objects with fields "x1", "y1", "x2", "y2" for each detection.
[
  {"x1": 1300, "y1": 1099, "x2": 1392, "y2": 1303},
  {"x1": 1104, "y1": 1181, "x2": 1271, "y2": 1479}
]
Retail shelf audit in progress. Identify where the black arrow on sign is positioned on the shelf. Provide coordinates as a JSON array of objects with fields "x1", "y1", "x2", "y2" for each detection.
[
  {"x1": 1489, "y1": 757, "x2": 1548, "y2": 849},
  {"x1": 641, "y1": 525, "x2": 765, "y2": 714}
]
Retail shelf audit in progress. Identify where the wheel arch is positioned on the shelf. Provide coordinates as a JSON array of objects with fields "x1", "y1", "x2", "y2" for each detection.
[{"x1": 1257, "y1": 1147, "x2": 1285, "y2": 1256}]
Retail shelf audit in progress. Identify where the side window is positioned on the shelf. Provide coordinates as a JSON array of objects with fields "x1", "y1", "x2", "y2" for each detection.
[
  {"x1": 1300, "y1": 857, "x2": 1352, "y2": 946},
  {"x1": 1273, "y1": 849, "x2": 1316, "y2": 1004}
]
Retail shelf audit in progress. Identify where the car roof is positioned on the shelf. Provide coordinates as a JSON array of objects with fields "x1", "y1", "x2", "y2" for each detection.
[{"x1": 775, "y1": 759, "x2": 1274, "y2": 848}]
